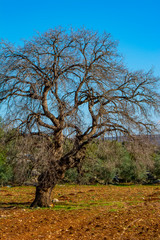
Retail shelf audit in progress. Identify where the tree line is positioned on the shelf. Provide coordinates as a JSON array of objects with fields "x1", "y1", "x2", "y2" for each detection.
[{"x1": 1, "y1": 121, "x2": 160, "y2": 186}]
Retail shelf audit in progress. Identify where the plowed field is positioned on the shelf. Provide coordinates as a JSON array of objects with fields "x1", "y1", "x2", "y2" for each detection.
[{"x1": 0, "y1": 184, "x2": 160, "y2": 239}]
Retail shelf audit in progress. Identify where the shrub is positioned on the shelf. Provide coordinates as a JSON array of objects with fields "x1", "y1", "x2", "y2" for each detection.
[
  {"x1": 153, "y1": 152, "x2": 160, "y2": 178},
  {"x1": 0, "y1": 148, "x2": 13, "y2": 186}
]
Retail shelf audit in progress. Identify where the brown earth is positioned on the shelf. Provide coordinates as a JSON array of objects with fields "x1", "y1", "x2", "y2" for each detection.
[{"x1": 0, "y1": 184, "x2": 160, "y2": 239}]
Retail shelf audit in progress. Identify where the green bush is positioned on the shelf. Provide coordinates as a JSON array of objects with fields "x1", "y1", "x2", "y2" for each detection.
[
  {"x1": 153, "y1": 153, "x2": 160, "y2": 178},
  {"x1": 0, "y1": 118, "x2": 13, "y2": 185},
  {"x1": 0, "y1": 148, "x2": 13, "y2": 186},
  {"x1": 118, "y1": 155, "x2": 137, "y2": 182},
  {"x1": 64, "y1": 168, "x2": 78, "y2": 183},
  {"x1": 64, "y1": 140, "x2": 151, "y2": 184}
]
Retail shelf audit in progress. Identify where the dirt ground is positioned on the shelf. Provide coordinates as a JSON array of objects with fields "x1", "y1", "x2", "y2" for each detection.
[{"x1": 0, "y1": 184, "x2": 160, "y2": 240}]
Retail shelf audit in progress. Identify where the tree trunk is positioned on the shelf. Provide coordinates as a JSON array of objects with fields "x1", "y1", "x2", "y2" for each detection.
[
  {"x1": 30, "y1": 167, "x2": 58, "y2": 208},
  {"x1": 30, "y1": 134, "x2": 87, "y2": 208},
  {"x1": 30, "y1": 131, "x2": 64, "y2": 208},
  {"x1": 30, "y1": 186, "x2": 54, "y2": 208}
]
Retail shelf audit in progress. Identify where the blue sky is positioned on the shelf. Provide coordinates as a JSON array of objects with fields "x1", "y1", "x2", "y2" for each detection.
[{"x1": 0, "y1": 0, "x2": 160, "y2": 75}]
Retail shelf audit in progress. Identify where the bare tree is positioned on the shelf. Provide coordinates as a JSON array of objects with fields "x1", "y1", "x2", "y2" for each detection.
[{"x1": 0, "y1": 28, "x2": 160, "y2": 207}]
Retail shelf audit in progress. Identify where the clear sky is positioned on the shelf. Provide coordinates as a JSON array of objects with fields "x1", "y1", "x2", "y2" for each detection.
[{"x1": 0, "y1": 0, "x2": 160, "y2": 75}]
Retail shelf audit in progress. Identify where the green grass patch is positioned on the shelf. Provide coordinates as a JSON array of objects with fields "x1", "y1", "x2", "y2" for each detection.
[{"x1": 109, "y1": 208, "x2": 119, "y2": 212}]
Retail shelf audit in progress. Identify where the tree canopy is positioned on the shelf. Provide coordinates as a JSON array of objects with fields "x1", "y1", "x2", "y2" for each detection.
[{"x1": 0, "y1": 27, "x2": 160, "y2": 207}]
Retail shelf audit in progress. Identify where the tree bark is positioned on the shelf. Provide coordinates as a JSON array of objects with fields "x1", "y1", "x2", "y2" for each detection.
[
  {"x1": 30, "y1": 131, "x2": 64, "y2": 208},
  {"x1": 30, "y1": 165, "x2": 58, "y2": 208},
  {"x1": 30, "y1": 185, "x2": 54, "y2": 208},
  {"x1": 30, "y1": 168, "x2": 57, "y2": 208}
]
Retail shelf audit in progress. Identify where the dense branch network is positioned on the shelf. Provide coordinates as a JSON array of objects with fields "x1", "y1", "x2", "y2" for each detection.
[{"x1": 0, "y1": 28, "x2": 160, "y2": 173}]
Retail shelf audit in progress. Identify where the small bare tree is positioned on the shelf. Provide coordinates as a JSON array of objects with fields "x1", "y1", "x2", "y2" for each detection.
[{"x1": 0, "y1": 28, "x2": 160, "y2": 207}]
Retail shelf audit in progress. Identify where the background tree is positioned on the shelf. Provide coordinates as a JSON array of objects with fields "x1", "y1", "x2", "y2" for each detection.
[
  {"x1": 64, "y1": 139, "x2": 157, "y2": 185},
  {"x1": 0, "y1": 28, "x2": 160, "y2": 207}
]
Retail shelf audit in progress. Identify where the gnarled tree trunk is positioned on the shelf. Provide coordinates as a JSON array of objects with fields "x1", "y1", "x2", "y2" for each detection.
[
  {"x1": 30, "y1": 185, "x2": 54, "y2": 208},
  {"x1": 30, "y1": 167, "x2": 58, "y2": 208},
  {"x1": 30, "y1": 134, "x2": 87, "y2": 208},
  {"x1": 30, "y1": 131, "x2": 64, "y2": 208}
]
